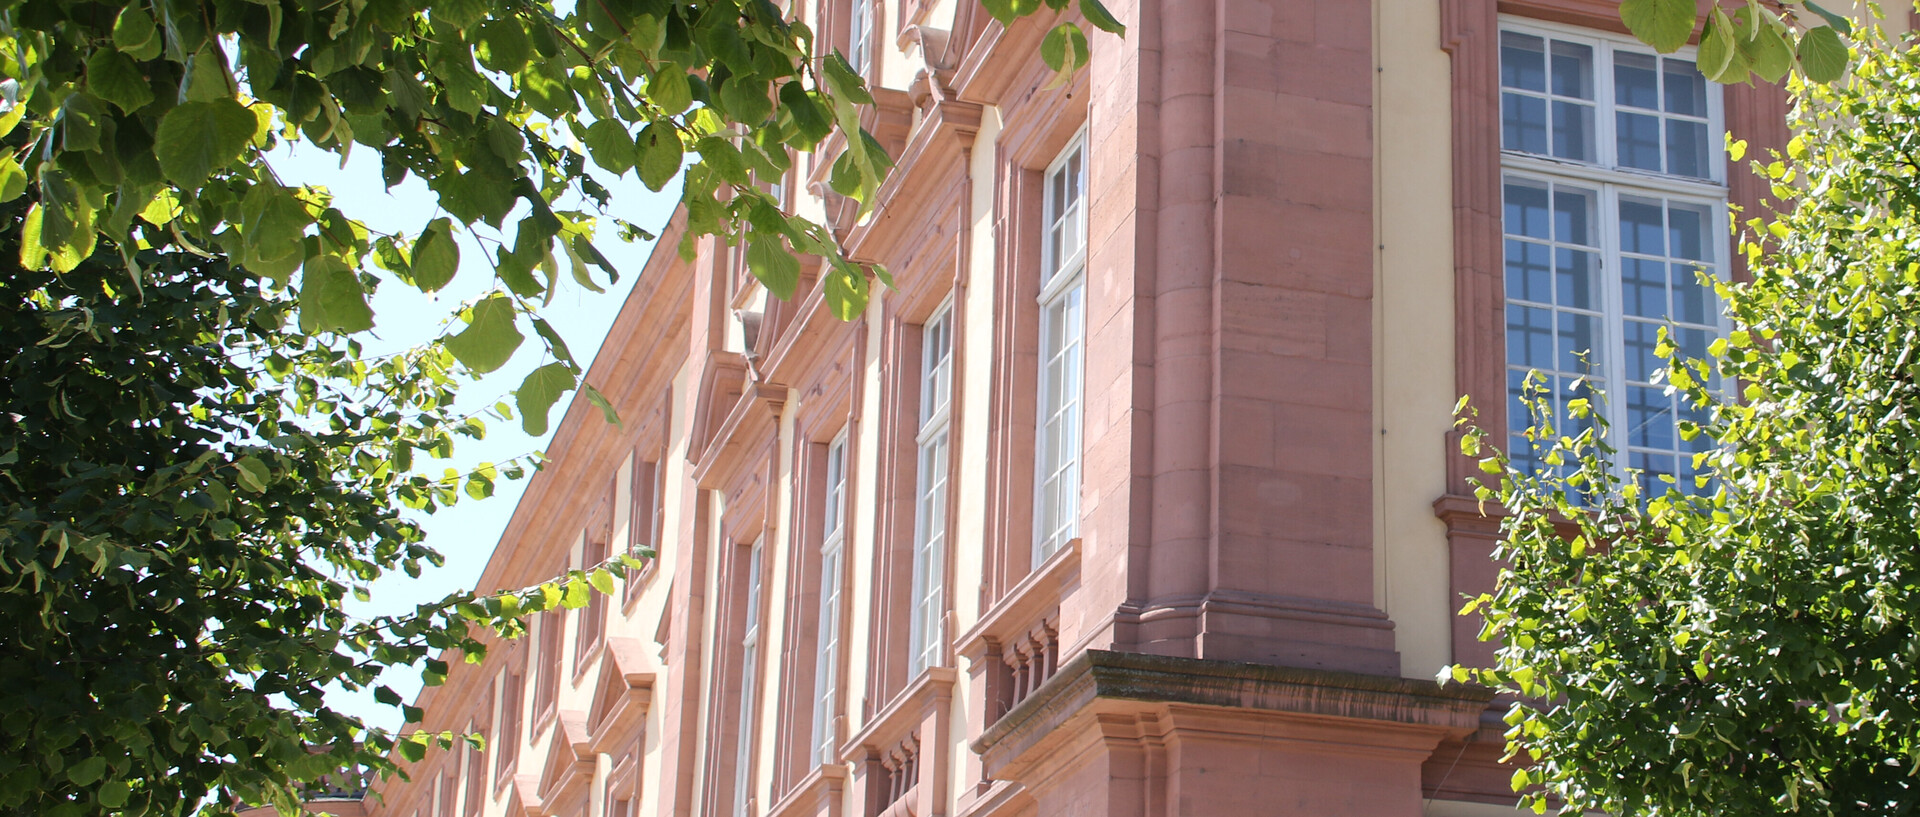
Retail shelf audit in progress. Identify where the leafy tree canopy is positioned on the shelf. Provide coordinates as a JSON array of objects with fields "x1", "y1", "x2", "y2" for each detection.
[
  {"x1": 0, "y1": 0, "x2": 1121, "y2": 813},
  {"x1": 1454, "y1": 24, "x2": 1920, "y2": 816}
]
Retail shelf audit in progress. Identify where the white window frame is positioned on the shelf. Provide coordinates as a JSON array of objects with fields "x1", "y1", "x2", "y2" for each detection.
[
  {"x1": 1498, "y1": 19, "x2": 1727, "y2": 186},
  {"x1": 1498, "y1": 18, "x2": 1733, "y2": 493},
  {"x1": 1034, "y1": 133, "x2": 1087, "y2": 564},
  {"x1": 848, "y1": 0, "x2": 872, "y2": 76},
  {"x1": 909, "y1": 302, "x2": 954, "y2": 677},
  {"x1": 731, "y1": 541, "x2": 763, "y2": 817},
  {"x1": 809, "y1": 432, "x2": 848, "y2": 765}
]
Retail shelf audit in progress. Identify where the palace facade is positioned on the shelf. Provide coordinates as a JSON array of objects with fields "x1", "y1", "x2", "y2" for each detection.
[{"x1": 324, "y1": 1, "x2": 1890, "y2": 815}]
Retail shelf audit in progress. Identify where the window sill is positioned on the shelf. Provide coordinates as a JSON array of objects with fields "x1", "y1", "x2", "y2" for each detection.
[
  {"x1": 955, "y1": 537, "x2": 1080, "y2": 662},
  {"x1": 765, "y1": 762, "x2": 851, "y2": 817}
]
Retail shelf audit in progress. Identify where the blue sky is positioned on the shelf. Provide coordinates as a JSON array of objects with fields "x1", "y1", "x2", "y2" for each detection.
[{"x1": 269, "y1": 141, "x2": 680, "y2": 734}]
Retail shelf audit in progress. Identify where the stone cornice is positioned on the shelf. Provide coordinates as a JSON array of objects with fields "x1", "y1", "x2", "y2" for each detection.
[{"x1": 974, "y1": 650, "x2": 1495, "y2": 759}]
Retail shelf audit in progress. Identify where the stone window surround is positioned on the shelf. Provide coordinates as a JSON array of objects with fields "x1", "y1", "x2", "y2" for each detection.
[
  {"x1": 1436, "y1": 0, "x2": 1789, "y2": 671},
  {"x1": 460, "y1": 686, "x2": 493, "y2": 817},
  {"x1": 909, "y1": 298, "x2": 956, "y2": 677},
  {"x1": 493, "y1": 651, "x2": 525, "y2": 796},
  {"x1": 866, "y1": 271, "x2": 961, "y2": 711},
  {"x1": 768, "y1": 338, "x2": 862, "y2": 798},
  {"x1": 575, "y1": 489, "x2": 616, "y2": 680},
  {"x1": 702, "y1": 469, "x2": 774, "y2": 817},
  {"x1": 623, "y1": 394, "x2": 673, "y2": 612},
  {"x1": 604, "y1": 753, "x2": 642, "y2": 817},
  {"x1": 975, "y1": 86, "x2": 1088, "y2": 613}
]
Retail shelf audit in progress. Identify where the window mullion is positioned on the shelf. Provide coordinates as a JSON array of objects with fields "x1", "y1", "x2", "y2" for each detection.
[
  {"x1": 1598, "y1": 182, "x2": 1632, "y2": 476},
  {"x1": 1597, "y1": 39, "x2": 1617, "y2": 171}
]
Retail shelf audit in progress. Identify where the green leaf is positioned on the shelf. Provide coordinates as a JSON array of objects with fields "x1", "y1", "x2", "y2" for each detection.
[
  {"x1": 584, "y1": 120, "x2": 638, "y2": 177},
  {"x1": 695, "y1": 137, "x2": 751, "y2": 187},
  {"x1": 746, "y1": 235, "x2": 801, "y2": 299},
  {"x1": 465, "y1": 473, "x2": 494, "y2": 500},
  {"x1": 396, "y1": 737, "x2": 426, "y2": 763},
  {"x1": 821, "y1": 54, "x2": 874, "y2": 111},
  {"x1": 1079, "y1": 0, "x2": 1127, "y2": 36},
  {"x1": 1798, "y1": 26, "x2": 1849, "y2": 84},
  {"x1": 154, "y1": 99, "x2": 256, "y2": 189},
  {"x1": 66, "y1": 757, "x2": 107, "y2": 787},
  {"x1": 1748, "y1": 19, "x2": 1794, "y2": 83},
  {"x1": 562, "y1": 577, "x2": 592, "y2": 608},
  {"x1": 650, "y1": 70, "x2": 693, "y2": 116},
  {"x1": 445, "y1": 294, "x2": 525, "y2": 374},
  {"x1": 183, "y1": 47, "x2": 234, "y2": 102},
  {"x1": 823, "y1": 263, "x2": 870, "y2": 320},
  {"x1": 1802, "y1": 0, "x2": 1853, "y2": 37},
  {"x1": 636, "y1": 122, "x2": 684, "y2": 192},
  {"x1": 779, "y1": 82, "x2": 832, "y2": 148},
  {"x1": 87, "y1": 49, "x2": 155, "y2": 114},
  {"x1": 589, "y1": 568, "x2": 615, "y2": 595},
  {"x1": 516, "y1": 362, "x2": 576, "y2": 436},
  {"x1": 583, "y1": 382, "x2": 622, "y2": 427},
  {"x1": 96, "y1": 780, "x2": 130, "y2": 809},
  {"x1": 113, "y1": 4, "x2": 162, "y2": 60},
  {"x1": 19, "y1": 204, "x2": 48, "y2": 270},
  {"x1": 433, "y1": 0, "x2": 490, "y2": 29},
  {"x1": 233, "y1": 457, "x2": 271, "y2": 493},
  {"x1": 475, "y1": 18, "x2": 532, "y2": 74},
  {"x1": 1618, "y1": 0, "x2": 1696, "y2": 54},
  {"x1": 1697, "y1": 8, "x2": 1739, "y2": 82},
  {"x1": 530, "y1": 315, "x2": 577, "y2": 366},
  {"x1": 1040, "y1": 24, "x2": 1090, "y2": 90},
  {"x1": 239, "y1": 184, "x2": 312, "y2": 269},
  {"x1": 0, "y1": 158, "x2": 24, "y2": 203},
  {"x1": 412, "y1": 218, "x2": 460, "y2": 293},
  {"x1": 298, "y1": 256, "x2": 376, "y2": 334}
]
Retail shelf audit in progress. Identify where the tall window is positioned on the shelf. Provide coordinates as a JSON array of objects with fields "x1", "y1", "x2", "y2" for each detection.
[
  {"x1": 495, "y1": 669, "x2": 522, "y2": 781},
  {"x1": 848, "y1": 0, "x2": 871, "y2": 75},
  {"x1": 626, "y1": 456, "x2": 662, "y2": 603},
  {"x1": 462, "y1": 691, "x2": 489, "y2": 817},
  {"x1": 532, "y1": 612, "x2": 561, "y2": 725},
  {"x1": 732, "y1": 541, "x2": 764, "y2": 817},
  {"x1": 1036, "y1": 136, "x2": 1086, "y2": 562},
  {"x1": 1499, "y1": 22, "x2": 1725, "y2": 494},
  {"x1": 578, "y1": 518, "x2": 610, "y2": 668},
  {"x1": 810, "y1": 433, "x2": 849, "y2": 765},
  {"x1": 909, "y1": 306, "x2": 954, "y2": 676}
]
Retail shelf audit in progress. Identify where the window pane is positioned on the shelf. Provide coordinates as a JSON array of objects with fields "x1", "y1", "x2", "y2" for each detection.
[
  {"x1": 1619, "y1": 198, "x2": 1666, "y2": 255},
  {"x1": 1668, "y1": 203, "x2": 1708, "y2": 261},
  {"x1": 1617, "y1": 111, "x2": 1663, "y2": 171},
  {"x1": 1507, "y1": 305, "x2": 1553, "y2": 369},
  {"x1": 1615, "y1": 51, "x2": 1660, "y2": 109},
  {"x1": 1504, "y1": 93, "x2": 1549, "y2": 154},
  {"x1": 1557, "y1": 311, "x2": 1599, "y2": 374},
  {"x1": 1627, "y1": 386, "x2": 1674, "y2": 449},
  {"x1": 1621, "y1": 258, "x2": 1668, "y2": 320},
  {"x1": 1556, "y1": 248, "x2": 1598, "y2": 309},
  {"x1": 1633, "y1": 450, "x2": 1677, "y2": 495},
  {"x1": 1624, "y1": 319, "x2": 1662, "y2": 381},
  {"x1": 1666, "y1": 119, "x2": 1709, "y2": 178},
  {"x1": 1671, "y1": 262, "x2": 1715, "y2": 324},
  {"x1": 1508, "y1": 369, "x2": 1535, "y2": 436},
  {"x1": 1505, "y1": 181, "x2": 1551, "y2": 239},
  {"x1": 1506, "y1": 239, "x2": 1552, "y2": 303},
  {"x1": 1502, "y1": 32, "x2": 1547, "y2": 91},
  {"x1": 1550, "y1": 41, "x2": 1594, "y2": 99},
  {"x1": 1663, "y1": 59, "x2": 1708, "y2": 116},
  {"x1": 1553, "y1": 186, "x2": 1595, "y2": 245},
  {"x1": 1552, "y1": 101, "x2": 1595, "y2": 162}
]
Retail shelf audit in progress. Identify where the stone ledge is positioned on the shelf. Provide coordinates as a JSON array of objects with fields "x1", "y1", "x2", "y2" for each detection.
[{"x1": 975, "y1": 649, "x2": 1495, "y2": 757}]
